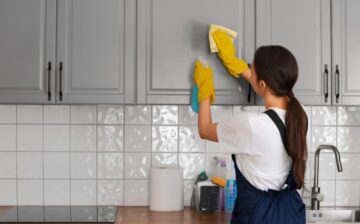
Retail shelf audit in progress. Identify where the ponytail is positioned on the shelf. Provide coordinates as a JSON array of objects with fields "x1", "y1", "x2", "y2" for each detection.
[{"x1": 285, "y1": 92, "x2": 308, "y2": 188}]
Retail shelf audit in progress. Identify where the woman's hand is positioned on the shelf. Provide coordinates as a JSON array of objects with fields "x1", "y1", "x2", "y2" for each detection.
[
  {"x1": 212, "y1": 30, "x2": 249, "y2": 78},
  {"x1": 193, "y1": 60, "x2": 218, "y2": 142}
]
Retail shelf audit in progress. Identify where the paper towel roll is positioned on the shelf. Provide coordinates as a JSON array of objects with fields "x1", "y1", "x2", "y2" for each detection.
[{"x1": 150, "y1": 167, "x2": 184, "y2": 212}]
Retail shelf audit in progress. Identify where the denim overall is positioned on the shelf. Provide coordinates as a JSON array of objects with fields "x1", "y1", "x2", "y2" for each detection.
[{"x1": 231, "y1": 109, "x2": 305, "y2": 224}]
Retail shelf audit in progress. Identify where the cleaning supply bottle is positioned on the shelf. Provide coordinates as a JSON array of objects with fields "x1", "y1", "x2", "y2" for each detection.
[
  {"x1": 191, "y1": 56, "x2": 208, "y2": 113},
  {"x1": 225, "y1": 168, "x2": 237, "y2": 213}
]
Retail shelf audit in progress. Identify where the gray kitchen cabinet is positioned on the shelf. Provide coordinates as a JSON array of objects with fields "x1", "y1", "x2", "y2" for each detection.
[
  {"x1": 332, "y1": 0, "x2": 360, "y2": 105},
  {"x1": 136, "y1": 0, "x2": 255, "y2": 105},
  {"x1": 56, "y1": 0, "x2": 135, "y2": 104},
  {"x1": 256, "y1": 0, "x2": 331, "y2": 105},
  {"x1": 0, "y1": 0, "x2": 56, "y2": 104}
]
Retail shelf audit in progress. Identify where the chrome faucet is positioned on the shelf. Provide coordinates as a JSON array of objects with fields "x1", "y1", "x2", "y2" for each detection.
[{"x1": 311, "y1": 144, "x2": 343, "y2": 210}]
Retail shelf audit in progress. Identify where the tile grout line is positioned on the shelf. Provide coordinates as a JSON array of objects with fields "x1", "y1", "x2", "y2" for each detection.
[{"x1": 15, "y1": 105, "x2": 19, "y2": 222}]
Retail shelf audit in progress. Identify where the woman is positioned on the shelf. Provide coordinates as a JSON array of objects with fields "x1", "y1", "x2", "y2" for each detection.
[{"x1": 193, "y1": 31, "x2": 307, "y2": 224}]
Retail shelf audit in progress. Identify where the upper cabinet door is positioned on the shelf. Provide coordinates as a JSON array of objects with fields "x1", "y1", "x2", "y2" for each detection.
[
  {"x1": 256, "y1": 0, "x2": 331, "y2": 105},
  {"x1": 137, "y1": 0, "x2": 255, "y2": 105},
  {"x1": 332, "y1": 0, "x2": 360, "y2": 105},
  {"x1": 56, "y1": 0, "x2": 135, "y2": 104},
  {"x1": 0, "y1": 0, "x2": 56, "y2": 104}
]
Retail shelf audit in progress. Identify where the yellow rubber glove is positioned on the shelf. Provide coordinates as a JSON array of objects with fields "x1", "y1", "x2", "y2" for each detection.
[
  {"x1": 193, "y1": 60, "x2": 215, "y2": 104},
  {"x1": 212, "y1": 30, "x2": 248, "y2": 78}
]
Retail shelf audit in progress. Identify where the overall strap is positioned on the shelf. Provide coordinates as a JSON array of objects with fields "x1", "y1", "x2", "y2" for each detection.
[{"x1": 264, "y1": 109, "x2": 286, "y2": 146}]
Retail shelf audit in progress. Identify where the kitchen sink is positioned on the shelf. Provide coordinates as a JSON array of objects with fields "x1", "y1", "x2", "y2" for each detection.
[{"x1": 306, "y1": 209, "x2": 360, "y2": 223}]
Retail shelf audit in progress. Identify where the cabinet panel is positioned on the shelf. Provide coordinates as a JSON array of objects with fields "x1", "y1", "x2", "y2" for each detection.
[
  {"x1": 332, "y1": 0, "x2": 360, "y2": 105},
  {"x1": 256, "y1": 0, "x2": 331, "y2": 105},
  {"x1": 57, "y1": 0, "x2": 134, "y2": 104},
  {"x1": 137, "y1": 0, "x2": 255, "y2": 104},
  {"x1": 0, "y1": 0, "x2": 56, "y2": 103}
]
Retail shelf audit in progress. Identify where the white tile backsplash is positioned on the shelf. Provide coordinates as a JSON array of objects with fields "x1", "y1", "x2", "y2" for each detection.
[
  {"x1": 70, "y1": 125, "x2": 96, "y2": 151},
  {"x1": 124, "y1": 180, "x2": 149, "y2": 206},
  {"x1": 0, "y1": 105, "x2": 16, "y2": 123},
  {"x1": 17, "y1": 105, "x2": 43, "y2": 124},
  {"x1": 0, "y1": 125, "x2": 16, "y2": 151},
  {"x1": 17, "y1": 125, "x2": 43, "y2": 151},
  {"x1": 17, "y1": 152, "x2": 43, "y2": 178},
  {"x1": 44, "y1": 125, "x2": 70, "y2": 151},
  {"x1": 70, "y1": 153, "x2": 97, "y2": 179},
  {"x1": 0, "y1": 152, "x2": 16, "y2": 178},
  {"x1": 70, "y1": 105, "x2": 97, "y2": 124},
  {"x1": 1, "y1": 104, "x2": 360, "y2": 208},
  {"x1": 44, "y1": 180, "x2": 70, "y2": 205},
  {"x1": 44, "y1": 105, "x2": 69, "y2": 124}
]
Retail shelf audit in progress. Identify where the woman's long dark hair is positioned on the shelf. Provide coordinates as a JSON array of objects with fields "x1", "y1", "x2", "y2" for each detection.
[{"x1": 254, "y1": 46, "x2": 308, "y2": 188}]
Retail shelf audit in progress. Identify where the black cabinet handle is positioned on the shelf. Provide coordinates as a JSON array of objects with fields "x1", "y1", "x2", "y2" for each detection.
[
  {"x1": 59, "y1": 62, "x2": 63, "y2": 101},
  {"x1": 47, "y1": 61, "x2": 51, "y2": 101},
  {"x1": 335, "y1": 65, "x2": 340, "y2": 104},
  {"x1": 247, "y1": 63, "x2": 252, "y2": 103},
  {"x1": 324, "y1": 64, "x2": 329, "y2": 103}
]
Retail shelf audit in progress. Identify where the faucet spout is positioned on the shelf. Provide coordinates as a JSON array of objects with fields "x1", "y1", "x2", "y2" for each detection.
[{"x1": 311, "y1": 144, "x2": 343, "y2": 210}]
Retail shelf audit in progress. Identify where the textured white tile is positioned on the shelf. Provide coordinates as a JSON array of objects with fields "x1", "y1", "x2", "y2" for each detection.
[
  {"x1": 17, "y1": 105, "x2": 43, "y2": 124},
  {"x1": 70, "y1": 153, "x2": 97, "y2": 179},
  {"x1": 98, "y1": 207, "x2": 117, "y2": 222},
  {"x1": 18, "y1": 179, "x2": 43, "y2": 206},
  {"x1": 44, "y1": 125, "x2": 69, "y2": 151},
  {"x1": 183, "y1": 180, "x2": 195, "y2": 207},
  {"x1": 0, "y1": 180, "x2": 17, "y2": 205},
  {"x1": 151, "y1": 153, "x2": 178, "y2": 168},
  {"x1": 124, "y1": 153, "x2": 151, "y2": 179},
  {"x1": 124, "y1": 105, "x2": 151, "y2": 125},
  {"x1": 98, "y1": 125, "x2": 123, "y2": 152},
  {"x1": 124, "y1": 180, "x2": 149, "y2": 206},
  {"x1": 179, "y1": 126, "x2": 204, "y2": 152},
  {"x1": 44, "y1": 152, "x2": 70, "y2": 178},
  {"x1": 152, "y1": 126, "x2": 178, "y2": 152},
  {"x1": 0, "y1": 125, "x2": 16, "y2": 151},
  {"x1": 179, "y1": 106, "x2": 197, "y2": 125},
  {"x1": 17, "y1": 125, "x2": 43, "y2": 151},
  {"x1": 337, "y1": 127, "x2": 360, "y2": 153},
  {"x1": 318, "y1": 180, "x2": 335, "y2": 207},
  {"x1": 70, "y1": 105, "x2": 96, "y2": 124},
  {"x1": 124, "y1": 125, "x2": 151, "y2": 152},
  {"x1": 0, "y1": 152, "x2": 16, "y2": 178},
  {"x1": 210, "y1": 106, "x2": 232, "y2": 122},
  {"x1": 206, "y1": 141, "x2": 222, "y2": 153},
  {"x1": 70, "y1": 125, "x2": 96, "y2": 151},
  {"x1": 71, "y1": 180, "x2": 97, "y2": 206},
  {"x1": 338, "y1": 106, "x2": 360, "y2": 125},
  {"x1": 17, "y1": 152, "x2": 43, "y2": 178},
  {"x1": 44, "y1": 105, "x2": 69, "y2": 124},
  {"x1": 0, "y1": 105, "x2": 16, "y2": 123},
  {"x1": 98, "y1": 153, "x2": 123, "y2": 179},
  {"x1": 98, "y1": 180, "x2": 124, "y2": 206},
  {"x1": 312, "y1": 106, "x2": 336, "y2": 125},
  {"x1": 44, "y1": 180, "x2": 70, "y2": 205},
  {"x1": 336, "y1": 181, "x2": 360, "y2": 207},
  {"x1": 98, "y1": 105, "x2": 124, "y2": 124},
  {"x1": 179, "y1": 153, "x2": 205, "y2": 179},
  {"x1": 311, "y1": 126, "x2": 336, "y2": 152},
  {"x1": 233, "y1": 106, "x2": 259, "y2": 115},
  {"x1": 152, "y1": 105, "x2": 178, "y2": 125},
  {"x1": 336, "y1": 154, "x2": 360, "y2": 180},
  {"x1": 309, "y1": 153, "x2": 336, "y2": 180}
]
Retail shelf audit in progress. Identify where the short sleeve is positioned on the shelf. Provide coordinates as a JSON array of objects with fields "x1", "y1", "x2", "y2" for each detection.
[{"x1": 216, "y1": 112, "x2": 254, "y2": 154}]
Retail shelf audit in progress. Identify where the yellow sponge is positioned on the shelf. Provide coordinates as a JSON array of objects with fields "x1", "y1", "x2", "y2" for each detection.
[{"x1": 209, "y1": 24, "x2": 237, "y2": 53}]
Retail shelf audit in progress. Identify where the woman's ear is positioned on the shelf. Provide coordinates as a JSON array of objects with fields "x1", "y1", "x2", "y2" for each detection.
[{"x1": 258, "y1": 80, "x2": 267, "y2": 96}]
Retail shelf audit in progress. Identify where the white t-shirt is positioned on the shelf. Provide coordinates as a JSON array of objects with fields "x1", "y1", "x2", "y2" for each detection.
[{"x1": 217, "y1": 107, "x2": 293, "y2": 191}]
